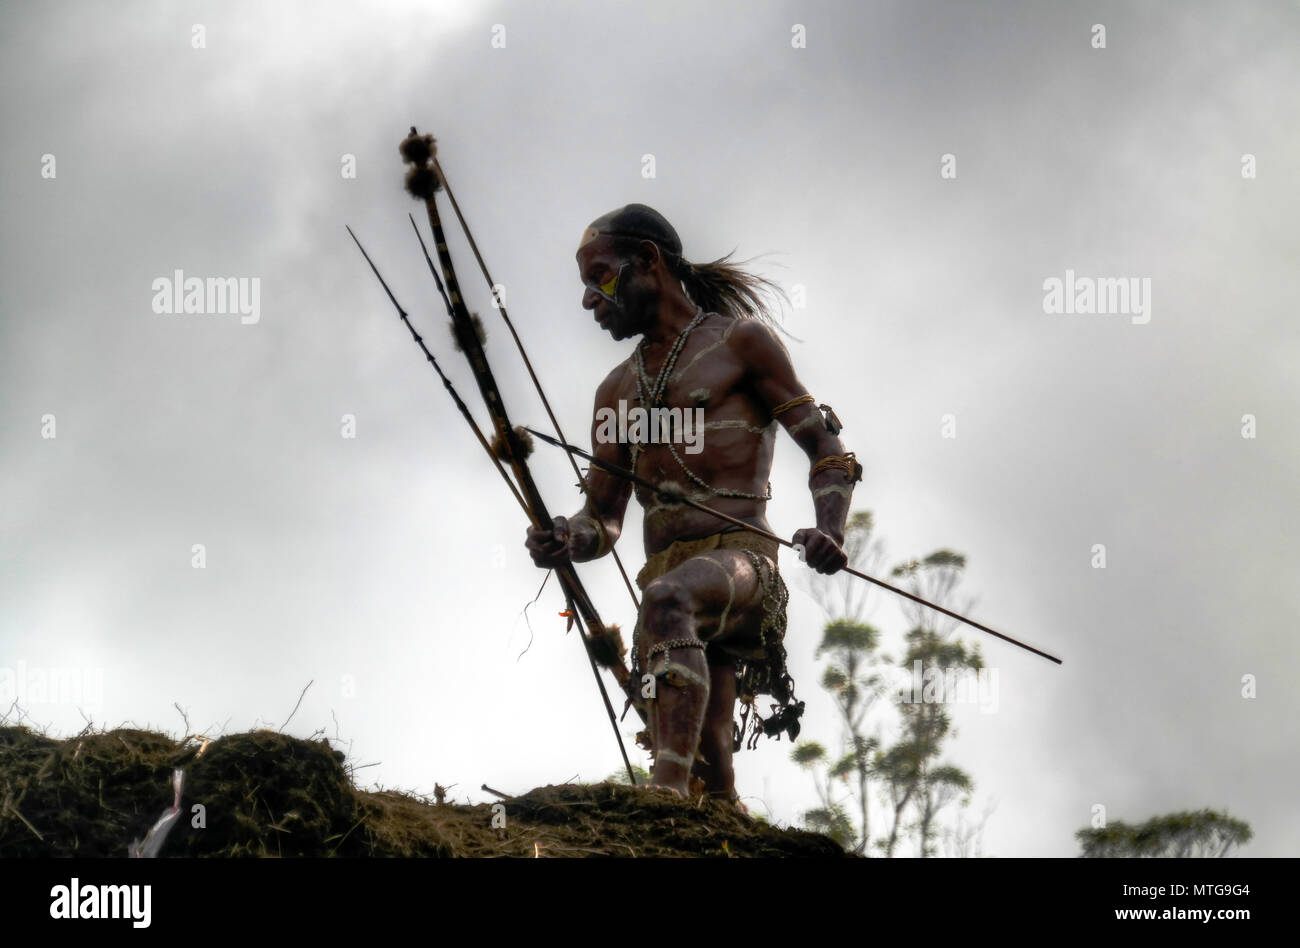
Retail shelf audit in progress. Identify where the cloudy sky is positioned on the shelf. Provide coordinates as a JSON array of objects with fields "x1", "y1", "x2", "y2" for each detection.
[{"x1": 3, "y1": 0, "x2": 1296, "y2": 856}]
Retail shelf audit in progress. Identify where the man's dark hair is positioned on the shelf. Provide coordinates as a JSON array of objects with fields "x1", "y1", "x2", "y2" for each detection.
[{"x1": 584, "y1": 204, "x2": 790, "y2": 330}]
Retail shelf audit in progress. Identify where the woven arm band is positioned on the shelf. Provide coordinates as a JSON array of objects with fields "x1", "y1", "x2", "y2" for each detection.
[
  {"x1": 771, "y1": 393, "x2": 815, "y2": 417},
  {"x1": 810, "y1": 452, "x2": 863, "y2": 483}
]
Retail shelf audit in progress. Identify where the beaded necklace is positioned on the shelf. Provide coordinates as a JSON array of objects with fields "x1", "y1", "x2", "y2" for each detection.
[
  {"x1": 631, "y1": 309, "x2": 772, "y2": 502},
  {"x1": 633, "y1": 307, "x2": 707, "y2": 407}
]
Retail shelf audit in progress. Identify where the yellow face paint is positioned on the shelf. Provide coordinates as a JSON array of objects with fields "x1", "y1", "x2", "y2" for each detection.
[{"x1": 584, "y1": 261, "x2": 628, "y2": 306}]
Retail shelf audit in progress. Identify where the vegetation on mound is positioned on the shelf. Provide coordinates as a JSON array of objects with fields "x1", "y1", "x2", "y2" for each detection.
[{"x1": 0, "y1": 726, "x2": 844, "y2": 858}]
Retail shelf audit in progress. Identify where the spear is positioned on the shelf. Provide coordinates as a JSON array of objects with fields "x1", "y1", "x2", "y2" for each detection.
[
  {"x1": 349, "y1": 221, "x2": 642, "y2": 783},
  {"x1": 399, "y1": 127, "x2": 642, "y2": 783},
  {"x1": 346, "y1": 225, "x2": 531, "y2": 518},
  {"x1": 428, "y1": 154, "x2": 644, "y2": 613},
  {"x1": 524, "y1": 426, "x2": 1063, "y2": 666}
]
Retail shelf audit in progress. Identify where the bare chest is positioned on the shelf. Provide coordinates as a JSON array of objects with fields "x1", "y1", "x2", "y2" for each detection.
[{"x1": 623, "y1": 319, "x2": 750, "y2": 417}]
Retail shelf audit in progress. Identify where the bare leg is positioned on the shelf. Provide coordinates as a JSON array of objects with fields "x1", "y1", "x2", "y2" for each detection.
[
  {"x1": 641, "y1": 582, "x2": 709, "y2": 796},
  {"x1": 639, "y1": 551, "x2": 764, "y2": 798},
  {"x1": 692, "y1": 659, "x2": 738, "y2": 800}
]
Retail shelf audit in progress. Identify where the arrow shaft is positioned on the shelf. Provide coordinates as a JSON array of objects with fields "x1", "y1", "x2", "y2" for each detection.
[
  {"x1": 406, "y1": 212, "x2": 639, "y2": 691},
  {"x1": 525, "y1": 427, "x2": 1062, "y2": 665},
  {"x1": 432, "y1": 160, "x2": 644, "y2": 613},
  {"x1": 402, "y1": 143, "x2": 643, "y2": 782},
  {"x1": 346, "y1": 225, "x2": 531, "y2": 518}
]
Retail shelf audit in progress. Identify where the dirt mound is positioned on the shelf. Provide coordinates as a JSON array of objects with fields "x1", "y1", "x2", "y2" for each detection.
[{"x1": 0, "y1": 726, "x2": 844, "y2": 858}]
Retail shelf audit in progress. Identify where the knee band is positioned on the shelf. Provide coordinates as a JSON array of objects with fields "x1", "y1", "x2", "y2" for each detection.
[
  {"x1": 651, "y1": 660, "x2": 708, "y2": 689},
  {"x1": 647, "y1": 637, "x2": 705, "y2": 662},
  {"x1": 655, "y1": 747, "x2": 695, "y2": 768}
]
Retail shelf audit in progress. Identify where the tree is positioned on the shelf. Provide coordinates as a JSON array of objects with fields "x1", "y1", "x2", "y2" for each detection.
[
  {"x1": 793, "y1": 512, "x2": 888, "y2": 854},
  {"x1": 942, "y1": 796, "x2": 998, "y2": 858},
  {"x1": 794, "y1": 512, "x2": 991, "y2": 857},
  {"x1": 605, "y1": 765, "x2": 652, "y2": 785},
  {"x1": 790, "y1": 741, "x2": 855, "y2": 848},
  {"x1": 1076, "y1": 809, "x2": 1253, "y2": 857},
  {"x1": 879, "y1": 625, "x2": 981, "y2": 856},
  {"x1": 871, "y1": 552, "x2": 983, "y2": 857}
]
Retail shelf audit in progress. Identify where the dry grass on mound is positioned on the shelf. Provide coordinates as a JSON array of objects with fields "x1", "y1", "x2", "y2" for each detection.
[{"x1": 0, "y1": 726, "x2": 845, "y2": 858}]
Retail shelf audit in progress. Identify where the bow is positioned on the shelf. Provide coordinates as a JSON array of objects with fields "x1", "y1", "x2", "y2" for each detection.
[{"x1": 392, "y1": 127, "x2": 645, "y2": 782}]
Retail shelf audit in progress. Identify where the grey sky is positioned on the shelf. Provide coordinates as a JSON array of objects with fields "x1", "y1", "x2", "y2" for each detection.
[{"x1": 2, "y1": 0, "x2": 1296, "y2": 856}]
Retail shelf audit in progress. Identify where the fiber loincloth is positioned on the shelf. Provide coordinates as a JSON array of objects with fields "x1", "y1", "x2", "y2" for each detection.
[{"x1": 633, "y1": 529, "x2": 793, "y2": 707}]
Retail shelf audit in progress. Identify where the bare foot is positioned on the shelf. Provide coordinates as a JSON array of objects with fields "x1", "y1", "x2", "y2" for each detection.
[{"x1": 644, "y1": 783, "x2": 686, "y2": 800}]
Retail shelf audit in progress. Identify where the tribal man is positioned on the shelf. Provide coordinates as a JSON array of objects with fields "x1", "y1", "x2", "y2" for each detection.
[{"x1": 525, "y1": 204, "x2": 861, "y2": 803}]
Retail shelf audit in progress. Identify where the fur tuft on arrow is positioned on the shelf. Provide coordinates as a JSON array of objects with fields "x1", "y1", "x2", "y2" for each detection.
[
  {"x1": 400, "y1": 128, "x2": 442, "y2": 199},
  {"x1": 491, "y1": 425, "x2": 534, "y2": 462},
  {"x1": 450, "y1": 312, "x2": 487, "y2": 353}
]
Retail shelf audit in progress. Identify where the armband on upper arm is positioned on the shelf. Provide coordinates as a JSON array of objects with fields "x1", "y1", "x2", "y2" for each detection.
[
  {"x1": 772, "y1": 394, "x2": 845, "y2": 436},
  {"x1": 772, "y1": 393, "x2": 815, "y2": 417}
]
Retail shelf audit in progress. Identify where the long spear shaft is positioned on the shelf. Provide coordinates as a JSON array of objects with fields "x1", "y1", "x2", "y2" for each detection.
[
  {"x1": 525, "y1": 427, "x2": 1063, "y2": 666},
  {"x1": 406, "y1": 215, "x2": 638, "y2": 702},
  {"x1": 431, "y1": 159, "x2": 643, "y2": 612},
  {"x1": 349, "y1": 222, "x2": 639, "y2": 783},
  {"x1": 346, "y1": 225, "x2": 531, "y2": 517},
  {"x1": 402, "y1": 130, "x2": 640, "y2": 782}
]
